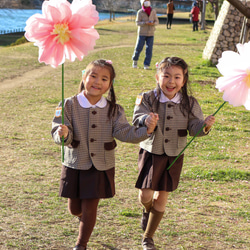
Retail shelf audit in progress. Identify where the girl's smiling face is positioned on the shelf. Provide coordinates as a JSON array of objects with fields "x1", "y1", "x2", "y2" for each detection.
[
  {"x1": 156, "y1": 65, "x2": 185, "y2": 99},
  {"x1": 83, "y1": 66, "x2": 111, "y2": 104}
]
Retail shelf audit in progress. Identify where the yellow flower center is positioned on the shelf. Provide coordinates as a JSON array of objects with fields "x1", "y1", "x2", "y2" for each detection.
[
  {"x1": 51, "y1": 23, "x2": 71, "y2": 44},
  {"x1": 243, "y1": 69, "x2": 250, "y2": 88}
]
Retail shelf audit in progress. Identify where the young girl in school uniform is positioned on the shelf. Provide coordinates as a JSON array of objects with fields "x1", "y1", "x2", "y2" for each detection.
[
  {"x1": 51, "y1": 59, "x2": 158, "y2": 250},
  {"x1": 132, "y1": 57, "x2": 215, "y2": 250}
]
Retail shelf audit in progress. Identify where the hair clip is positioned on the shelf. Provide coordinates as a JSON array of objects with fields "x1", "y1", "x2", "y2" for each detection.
[
  {"x1": 106, "y1": 60, "x2": 113, "y2": 64},
  {"x1": 155, "y1": 62, "x2": 159, "y2": 68},
  {"x1": 82, "y1": 70, "x2": 85, "y2": 77}
]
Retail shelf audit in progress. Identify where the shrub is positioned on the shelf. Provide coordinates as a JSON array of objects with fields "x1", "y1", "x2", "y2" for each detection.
[{"x1": 10, "y1": 36, "x2": 28, "y2": 46}]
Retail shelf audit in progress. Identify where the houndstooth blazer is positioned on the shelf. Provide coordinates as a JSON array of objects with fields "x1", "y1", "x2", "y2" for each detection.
[
  {"x1": 133, "y1": 90, "x2": 209, "y2": 157},
  {"x1": 51, "y1": 96, "x2": 149, "y2": 171}
]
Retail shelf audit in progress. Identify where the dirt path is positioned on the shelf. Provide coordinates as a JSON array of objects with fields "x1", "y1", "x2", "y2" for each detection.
[
  {"x1": 0, "y1": 66, "x2": 53, "y2": 90},
  {"x1": 0, "y1": 45, "x2": 133, "y2": 91}
]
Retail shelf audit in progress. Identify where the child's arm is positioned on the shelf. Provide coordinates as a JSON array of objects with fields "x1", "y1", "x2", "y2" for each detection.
[
  {"x1": 204, "y1": 115, "x2": 216, "y2": 133},
  {"x1": 145, "y1": 112, "x2": 159, "y2": 134},
  {"x1": 112, "y1": 105, "x2": 150, "y2": 143},
  {"x1": 188, "y1": 97, "x2": 215, "y2": 136},
  {"x1": 133, "y1": 93, "x2": 154, "y2": 128},
  {"x1": 57, "y1": 124, "x2": 69, "y2": 139},
  {"x1": 51, "y1": 99, "x2": 73, "y2": 145}
]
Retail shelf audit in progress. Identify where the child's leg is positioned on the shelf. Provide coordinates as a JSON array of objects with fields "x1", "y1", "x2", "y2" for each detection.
[
  {"x1": 144, "y1": 191, "x2": 169, "y2": 239},
  {"x1": 76, "y1": 198, "x2": 100, "y2": 248},
  {"x1": 139, "y1": 189, "x2": 154, "y2": 231},
  {"x1": 152, "y1": 190, "x2": 169, "y2": 212},
  {"x1": 68, "y1": 198, "x2": 82, "y2": 217},
  {"x1": 139, "y1": 189, "x2": 154, "y2": 212}
]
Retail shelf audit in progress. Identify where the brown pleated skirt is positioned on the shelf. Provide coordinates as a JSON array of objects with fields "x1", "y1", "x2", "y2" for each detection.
[
  {"x1": 135, "y1": 148, "x2": 184, "y2": 192},
  {"x1": 59, "y1": 165, "x2": 115, "y2": 199}
]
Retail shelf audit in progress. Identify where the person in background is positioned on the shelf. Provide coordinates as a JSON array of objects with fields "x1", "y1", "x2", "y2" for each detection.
[
  {"x1": 191, "y1": 1, "x2": 200, "y2": 31},
  {"x1": 133, "y1": 57, "x2": 215, "y2": 250},
  {"x1": 166, "y1": 0, "x2": 175, "y2": 29},
  {"x1": 132, "y1": 0, "x2": 159, "y2": 70},
  {"x1": 51, "y1": 59, "x2": 158, "y2": 250}
]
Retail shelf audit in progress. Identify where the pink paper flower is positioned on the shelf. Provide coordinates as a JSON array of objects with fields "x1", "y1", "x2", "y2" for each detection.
[
  {"x1": 216, "y1": 41, "x2": 250, "y2": 110},
  {"x1": 25, "y1": 0, "x2": 99, "y2": 68}
]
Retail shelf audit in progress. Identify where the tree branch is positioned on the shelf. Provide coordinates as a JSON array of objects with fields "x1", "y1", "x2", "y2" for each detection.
[{"x1": 227, "y1": 0, "x2": 250, "y2": 18}]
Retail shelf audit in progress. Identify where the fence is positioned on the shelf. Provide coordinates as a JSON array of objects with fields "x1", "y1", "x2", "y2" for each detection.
[{"x1": 0, "y1": 28, "x2": 25, "y2": 35}]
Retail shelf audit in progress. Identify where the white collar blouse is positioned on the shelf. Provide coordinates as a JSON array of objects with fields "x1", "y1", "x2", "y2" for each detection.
[
  {"x1": 77, "y1": 91, "x2": 107, "y2": 108},
  {"x1": 154, "y1": 89, "x2": 181, "y2": 104}
]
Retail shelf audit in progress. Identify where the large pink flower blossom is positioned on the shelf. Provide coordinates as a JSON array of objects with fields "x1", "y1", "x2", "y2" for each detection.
[
  {"x1": 216, "y1": 41, "x2": 250, "y2": 110},
  {"x1": 25, "y1": 0, "x2": 99, "y2": 68}
]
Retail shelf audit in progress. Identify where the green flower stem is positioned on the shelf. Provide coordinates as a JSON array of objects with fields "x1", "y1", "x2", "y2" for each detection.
[
  {"x1": 167, "y1": 101, "x2": 227, "y2": 170},
  {"x1": 62, "y1": 63, "x2": 64, "y2": 162},
  {"x1": 212, "y1": 101, "x2": 227, "y2": 116}
]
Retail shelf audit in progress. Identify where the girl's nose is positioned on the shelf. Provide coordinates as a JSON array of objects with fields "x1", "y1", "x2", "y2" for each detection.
[{"x1": 94, "y1": 77, "x2": 100, "y2": 84}]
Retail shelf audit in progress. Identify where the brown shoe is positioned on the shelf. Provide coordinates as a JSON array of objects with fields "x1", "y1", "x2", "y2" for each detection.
[
  {"x1": 141, "y1": 209, "x2": 149, "y2": 231},
  {"x1": 142, "y1": 237, "x2": 156, "y2": 250}
]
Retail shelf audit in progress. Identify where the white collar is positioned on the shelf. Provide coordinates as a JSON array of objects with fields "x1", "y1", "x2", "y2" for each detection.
[
  {"x1": 77, "y1": 91, "x2": 107, "y2": 108},
  {"x1": 154, "y1": 89, "x2": 181, "y2": 103}
]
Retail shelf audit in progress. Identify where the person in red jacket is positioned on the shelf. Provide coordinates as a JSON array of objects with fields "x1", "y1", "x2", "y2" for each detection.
[{"x1": 191, "y1": 2, "x2": 200, "y2": 31}]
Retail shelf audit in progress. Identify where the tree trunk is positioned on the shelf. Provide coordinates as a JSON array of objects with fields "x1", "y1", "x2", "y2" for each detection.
[
  {"x1": 214, "y1": 0, "x2": 219, "y2": 20},
  {"x1": 201, "y1": 0, "x2": 206, "y2": 30}
]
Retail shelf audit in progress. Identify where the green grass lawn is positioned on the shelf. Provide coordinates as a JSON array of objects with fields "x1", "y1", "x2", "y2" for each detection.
[{"x1": 0, "y1": 19, "x2": 249, "y2": 249}]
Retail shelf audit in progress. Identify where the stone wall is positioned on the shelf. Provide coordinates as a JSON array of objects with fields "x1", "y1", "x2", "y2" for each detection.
[{"x1": 203, "y1": 0, "x2": 250, "y2": 64}]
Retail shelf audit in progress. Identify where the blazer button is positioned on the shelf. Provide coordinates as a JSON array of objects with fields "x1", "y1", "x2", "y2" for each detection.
[
  {"x1": 166, "y1": 127, "x2": 170, "y2": 131},
  {"x1": 168, "y1": 104, "x2": 173, "y2": 108},
  {"x1": 165, "y1": 139, "x2": 169, "y2": 143},
  {"x1": 91, "y1": 153, "x2": 95, "y2": 157},
  {"x1": 91, "y1": 124, "x2": 97, "y2": 128},
  {"x1": 167, "y1": 116, "x2": 173, "y2": 120},
  {"x1": 90, "y1": 138, "x2": 95, "y2": 142},
  {"x1": 92, "y1": 111, "x2": 97, "y2": 115}
]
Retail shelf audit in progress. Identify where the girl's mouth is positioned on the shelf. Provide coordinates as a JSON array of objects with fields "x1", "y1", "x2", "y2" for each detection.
[{"x1": 166, "y1": 86, "x2": 175, "y2": 92}]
